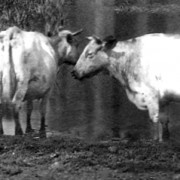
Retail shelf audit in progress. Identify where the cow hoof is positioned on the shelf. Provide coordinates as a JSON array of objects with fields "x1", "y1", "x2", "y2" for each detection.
[
  {"x1": 153, "y1": 136, "x2": 159, "y2": 142},
  {"x1": 158, "y1": 138, "x2": 163, "y2": 143},
  {"x1": 39, "y1": 131, "x2": 46, "y2": 138},
  {"x1": 163, "y1": 132, "x2": 170, "y2": 142},
  {"x1": 15, "y1": 128, "x2": 23, "y2": 135},
  {"x1": 0, "y1": 129, "x2": 4, "y2": 135},
  {"x1": 152, "y1": 136, "x2": 163, "y2": 143},
  {"x1": 162, "y1": 136, "x2": 170, "y2": 142},
  {"x1": 25, "y1": 128, "x2": 35, "y2": 134}
]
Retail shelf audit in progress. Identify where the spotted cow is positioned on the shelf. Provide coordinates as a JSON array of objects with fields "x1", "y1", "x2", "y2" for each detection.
[{"x1": 72, "y1": 34, "x2": 180, "y2": 142}]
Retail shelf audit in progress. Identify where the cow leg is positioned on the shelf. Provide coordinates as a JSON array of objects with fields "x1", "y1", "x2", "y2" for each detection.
[
  {"x1": 159, "y1": 103, "x2": 170, "y2": 141},
  {"x1": 152, "y1": 113, "x2": 169, "y2": 142},
  {"x1": 154, "y1": 120, "x2": 163, "y2": 142},
  {"x1": 39, "y1": 96, "x2": 48, "y2": 137},
  {"x1": 13, "y1": 106, "x2": 23, "y2": 135},
  {"x1": 25, "y1": 100, "x2": 34, "y2": 133},
  {"x1": 12, "y1": 80, "x2": 29, "y2": 135},
  {"x1": 147, "y1": 99, "x2": 162, "y2": 141},
  {"x1": 0, "y1": 104, "x2": 3, "y2": 134},
  {"x1": 151, "y1": 119, "x2": 162, "y2": 142},
  {"x1": 159, "y1": 115, "x2": 169, "y2": 141}
]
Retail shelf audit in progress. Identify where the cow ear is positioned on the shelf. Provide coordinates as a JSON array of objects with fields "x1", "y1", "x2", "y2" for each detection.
[
  {"x1": 66, "y1": 34, "x2": 73, "y2": 44},
  {"x1": 47, "y1": 31, "x2": 53, "y2": 37},
  {"x1": 86, "y1": 36, "x2": 94, "y2": 41},
  {"x1": 72, "y1": 29, "x2": 83, "y2": 36},
  {"x1": 103, "y1": 35, "x2": 117, "y2": 50},
  {"x1": 93, "y1": 35, "x2": 102, "y2": 44}
]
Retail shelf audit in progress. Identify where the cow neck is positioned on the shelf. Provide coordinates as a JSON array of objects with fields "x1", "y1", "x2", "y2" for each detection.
[
  {"x1": 49, "y1": 36, "x2": 62, "y2": 66},
  {"x1": 105, "y1": 46, "x2": 126, "y2": 80}
]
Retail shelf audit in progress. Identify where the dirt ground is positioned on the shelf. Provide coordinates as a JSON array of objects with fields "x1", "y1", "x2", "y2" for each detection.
[{"x1": 0, "y1": 133, "x2": 180, "y2": 180}]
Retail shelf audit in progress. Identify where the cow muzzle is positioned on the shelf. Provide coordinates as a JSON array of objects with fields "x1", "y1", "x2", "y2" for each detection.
[{"x1": 71, "y1": 69, "x2": 82, "y2": 80}]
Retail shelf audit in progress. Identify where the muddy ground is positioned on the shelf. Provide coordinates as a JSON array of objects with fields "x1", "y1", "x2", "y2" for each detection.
[{"x1": 0, "y1": 134, "x2": 180, "y2": 180}]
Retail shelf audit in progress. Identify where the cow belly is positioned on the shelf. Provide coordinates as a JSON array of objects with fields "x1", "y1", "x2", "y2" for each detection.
[
  {"x1": 162, "y1": 91, "x2": 180, "y2": 103},
  {"x1": 159, "y1": 82, "x2": 180, "y2": 101},
  {"x1": 25, "y1": 80, "x2": 52, "y2": 100}
]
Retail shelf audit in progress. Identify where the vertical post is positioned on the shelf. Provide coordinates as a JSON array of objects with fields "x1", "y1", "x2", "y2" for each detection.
[{"x1": 93, "y1": 0, "x2": 115, "y2": 138}]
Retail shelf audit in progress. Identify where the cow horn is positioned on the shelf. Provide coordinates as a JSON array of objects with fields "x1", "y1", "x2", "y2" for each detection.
[
  {"x1": 87, "y1": 35, "x2": 102, "y2": 44},
  {"x1": 93, "y1": 35, "x2": 101, "y2": 41},
  {"x1": 86, "y1": 36, "x2": 94, "y2": 41},
  {"x1": 86, "y1": 35, "x2": 101, "y2": 41},
  {"x1": 72, "y1": 29, "x2": 83, "y2": 36}
]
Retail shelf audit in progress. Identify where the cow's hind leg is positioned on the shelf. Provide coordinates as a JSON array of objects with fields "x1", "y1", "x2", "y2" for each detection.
[
  {"x1": 160, "y1": 115, "x2": 169, "y2": 141},
  {"x1": 13, "y1": 106, "x2": 23, "y2": 135},
  {"x1": 0, "y1": 104, "x2": 3, "y2": 134},
  {"x1": 39, "y1": 96, "x2": 48, "y2": 137},
  {"x1": 25, "y1": 100, "x2": 34, "y2": 133},
  {"x1": 11, "y1": 76, "x2": 31, "y2": 135},
  {"x1": 159, "y1": 102, "x2": 170, "y2": 141}
]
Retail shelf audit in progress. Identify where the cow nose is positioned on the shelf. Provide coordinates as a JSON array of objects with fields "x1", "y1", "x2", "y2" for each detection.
[{"x1": 71, "y1": 70, "x2": 79, "y2": 79}]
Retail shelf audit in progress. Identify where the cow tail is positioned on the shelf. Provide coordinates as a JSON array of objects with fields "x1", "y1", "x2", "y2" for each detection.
[{"x1": 2, "y1": 27, "x2": 18, "y2": 102}]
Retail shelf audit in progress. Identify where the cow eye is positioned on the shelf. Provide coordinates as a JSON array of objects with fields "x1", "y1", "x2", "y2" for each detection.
[
  {"x1": 87, "y1": 52, "x2": 94, "y2": 58},
  {"x1": 85, "y1": 50, "x2": 94, "y2": 58}
]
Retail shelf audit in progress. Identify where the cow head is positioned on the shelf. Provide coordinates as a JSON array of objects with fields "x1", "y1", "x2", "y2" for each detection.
[
  {"x1": 72, "y1": 36, "x2": 117, "y2": 80},
  {"x1": 50, "y1": 28, "x2": 83, "y2": 66}
]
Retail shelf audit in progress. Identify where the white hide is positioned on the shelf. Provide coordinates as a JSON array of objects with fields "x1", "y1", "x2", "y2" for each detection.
[{"x1": 110, "y1": 34, "x2": 180, "y2": 99}]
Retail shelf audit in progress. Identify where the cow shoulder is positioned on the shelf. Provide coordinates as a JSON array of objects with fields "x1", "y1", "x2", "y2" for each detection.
[{"x1": 118, "y1": 39, "x2": 142, "y2": 83}]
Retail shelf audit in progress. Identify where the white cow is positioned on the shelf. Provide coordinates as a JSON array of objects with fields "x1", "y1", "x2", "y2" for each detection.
[
  {"x1": 72, "y1": 34, "x2": 180, "y2": 142},
  {"x1": 0, "y1": 26, "x2": 82, "y2": 136}
]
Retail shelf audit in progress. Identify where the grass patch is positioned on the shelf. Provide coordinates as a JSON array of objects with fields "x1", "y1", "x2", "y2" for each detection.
[{"x1": 0, "y1": 0, "x2": 66, "y2": 34}]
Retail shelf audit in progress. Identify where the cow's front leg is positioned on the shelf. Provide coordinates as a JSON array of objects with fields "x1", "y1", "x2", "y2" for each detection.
[
  {"x1": 0, "y1": 104, "x2": 3, "y2": 134},
  {"x1": 149, "y1": 110, "x2": 169, "y2": 142},
  {"x1": 147, "y1": 100, "x2": 163, "y2": 142},
  {"x1": 152, "y1": 120, "x2": 163, "y2": 142},
  {"x1": 25, "y1": 100, "x2": 34, "y2": 133}
]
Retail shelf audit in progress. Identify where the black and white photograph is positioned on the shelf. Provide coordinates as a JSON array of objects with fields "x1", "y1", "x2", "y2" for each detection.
[{"x1": 0, "y1": 0, "x2": 180, "y2": 179}]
